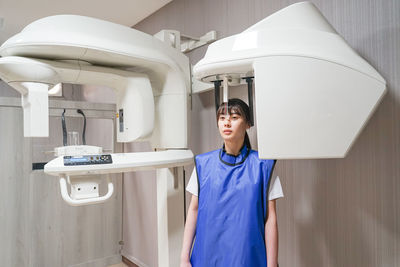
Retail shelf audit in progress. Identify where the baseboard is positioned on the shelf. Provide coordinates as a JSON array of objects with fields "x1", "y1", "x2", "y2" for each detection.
[
  {"x1": 122, "y1": 256, "x2": 139, "y2": 267},
  {"x1": 69, "y1": 254, "x2": 122, "y2": 267},
  {"x1": 121, "y1": 253, "x2": 149, "y2": 267}
]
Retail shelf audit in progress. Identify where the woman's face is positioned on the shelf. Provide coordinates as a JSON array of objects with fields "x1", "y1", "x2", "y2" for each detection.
[{"x1": 218, "y1": 112, "x2": 250, "y2": 143}]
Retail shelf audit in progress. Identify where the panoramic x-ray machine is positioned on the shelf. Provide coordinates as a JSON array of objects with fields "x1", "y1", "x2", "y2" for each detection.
[
  {"x1": 0, "y1": 15, "x2": 195, "y2": 206},
  {"x1": 0, "y1": 15, "x2": 197, "y2": 266},
  {"x1": 0, "y1": 0, "x2": 385, "y2": 205},
  {"x1": 0, "y1": 1, "x2": 386, "y2": 266}
]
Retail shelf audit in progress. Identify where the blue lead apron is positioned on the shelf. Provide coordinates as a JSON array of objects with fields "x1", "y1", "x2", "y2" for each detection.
[{"x1": 191, "y1": 145, "x2": 276, "y2": 267}]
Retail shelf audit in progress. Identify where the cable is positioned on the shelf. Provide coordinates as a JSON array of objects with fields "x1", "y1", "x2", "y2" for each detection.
[
  {"x1": 62, "y1": 109, "x2": 67, "y2": 146},
  {"x1": 77, "y1": 109, "x2": 86, "y2": 145}
]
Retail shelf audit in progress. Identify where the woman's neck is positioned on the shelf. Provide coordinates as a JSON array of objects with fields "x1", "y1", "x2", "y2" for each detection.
[{"x1": 224, "y1": 140, "x2": 245, "y2": 156}]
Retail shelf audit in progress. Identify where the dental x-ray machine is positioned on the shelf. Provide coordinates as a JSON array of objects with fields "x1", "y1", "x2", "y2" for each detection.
[
  {"x1": 0, "y1": 16, "x2": 197, "y2": 266},
  {"x1": 0, "y1": 2, "x2": 386, "y2": 267},
  {"x1": 0, "y1": 1, "x2": 385, "y2": 207},
  {"x1": 0, "y1": 14, "x2": 194, "y2": 206}
]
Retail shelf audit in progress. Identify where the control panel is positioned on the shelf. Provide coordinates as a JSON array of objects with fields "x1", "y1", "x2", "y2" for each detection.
[{"x1": 64, "y1": 154, "x2": 113, "y2": 166}]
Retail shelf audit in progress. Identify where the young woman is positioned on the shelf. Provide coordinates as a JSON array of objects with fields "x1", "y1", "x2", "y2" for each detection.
[{"x1": 180, "y1": 98, "x2": 284, "y2": 267}]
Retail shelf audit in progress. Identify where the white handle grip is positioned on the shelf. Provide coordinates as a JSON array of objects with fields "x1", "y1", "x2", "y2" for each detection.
[{"x1": 59, "y1": 177, "x2": 114, "y2": 206}]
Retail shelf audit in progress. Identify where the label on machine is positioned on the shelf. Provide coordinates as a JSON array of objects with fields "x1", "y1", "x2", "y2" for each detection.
[{"x1": 63, "y1": 154, "x2": 113, "y2": 166}]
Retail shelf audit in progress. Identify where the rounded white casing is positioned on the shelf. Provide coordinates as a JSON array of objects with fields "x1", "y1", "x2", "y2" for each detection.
[
  {"x1": 0, "y1": 14, "x2": 191, "y2": 149},
  {"x1": 193, "y1": 1, "x2": 386, "y2": 159},
  {"x1": 0, "y1": 15, "x2": 194, "y2": 210}
]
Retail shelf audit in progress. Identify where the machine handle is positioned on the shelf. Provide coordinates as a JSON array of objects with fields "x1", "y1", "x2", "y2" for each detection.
[{"x1": 59, "y1": 177, "x2": 114, "y2": 206}]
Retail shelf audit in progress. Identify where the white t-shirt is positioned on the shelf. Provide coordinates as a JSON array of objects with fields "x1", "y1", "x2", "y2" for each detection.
[{"x1": 186, "y1": 162, "x2": 284, "y2": 200}]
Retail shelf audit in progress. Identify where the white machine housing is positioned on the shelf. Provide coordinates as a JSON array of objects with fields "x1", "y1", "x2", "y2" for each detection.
[
  {"x1": 0, "y1": 15, "x2": 194, "y2": 208},
  {"x1": 0, "y1": 13, "x2": 193, "y2": 267},
  {"x1": 193, "y1": 1, "x2": 387, "y2": 159},
  {"x1": 0, "y1": 15, "x2": 191, "y2": 149}
]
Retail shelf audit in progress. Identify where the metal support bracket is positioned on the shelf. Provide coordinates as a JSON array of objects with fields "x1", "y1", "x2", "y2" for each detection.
[{"x1": 181, "y1": 31, "x2": 217, "y2": 53}]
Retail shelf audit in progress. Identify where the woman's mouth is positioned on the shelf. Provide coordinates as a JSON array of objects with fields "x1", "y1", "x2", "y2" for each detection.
[{"x1": 223, "y1": 130, "x2": 232, "y2": 134}]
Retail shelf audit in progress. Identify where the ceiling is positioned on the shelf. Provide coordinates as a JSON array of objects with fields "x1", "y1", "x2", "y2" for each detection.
[{"x1": 0, "y1": 0, "x2": 172, "y2": 44}]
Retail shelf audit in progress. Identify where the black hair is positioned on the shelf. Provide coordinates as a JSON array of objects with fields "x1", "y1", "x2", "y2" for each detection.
[{"x1": 216, "y1": 98, "x2": 252, "y2": 150}]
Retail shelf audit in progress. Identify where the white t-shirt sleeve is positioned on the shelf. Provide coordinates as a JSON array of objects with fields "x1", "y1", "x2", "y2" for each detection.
[
  {"x1": 186, "y1": 168, "x2": 199, "y2": 196},
  {"x1": 268, "y1": 175, "x2": 284, "y2": 200},
  {"x1": 185, "y1": 166, "x2": 284, "y2": 200}
]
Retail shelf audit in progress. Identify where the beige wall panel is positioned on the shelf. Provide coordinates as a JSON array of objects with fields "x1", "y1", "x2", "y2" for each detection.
[
  {"x1": 122, "y1": 142, "x2": 158, "y2": 267},
  {"x1": 29, "y1": 172, "x2": 122, "y2": 267},
  {"x1": 131, "y1": 0, "x2": 400, "y2": 266},
  {"x1": 0, "y1": 106, "x2": 31, "y2": 266},
  {"x1": 0, "y1": 93, "x2": 123, "y2": 266}
]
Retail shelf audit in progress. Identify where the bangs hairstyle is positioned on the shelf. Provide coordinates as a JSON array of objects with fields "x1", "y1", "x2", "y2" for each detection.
[
  {"x1": 216, "y1": 98, "x2": 251, "y2": 124},
  {"x1": 216, "y1": 98, "x2": 252, "y2": 150}
]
